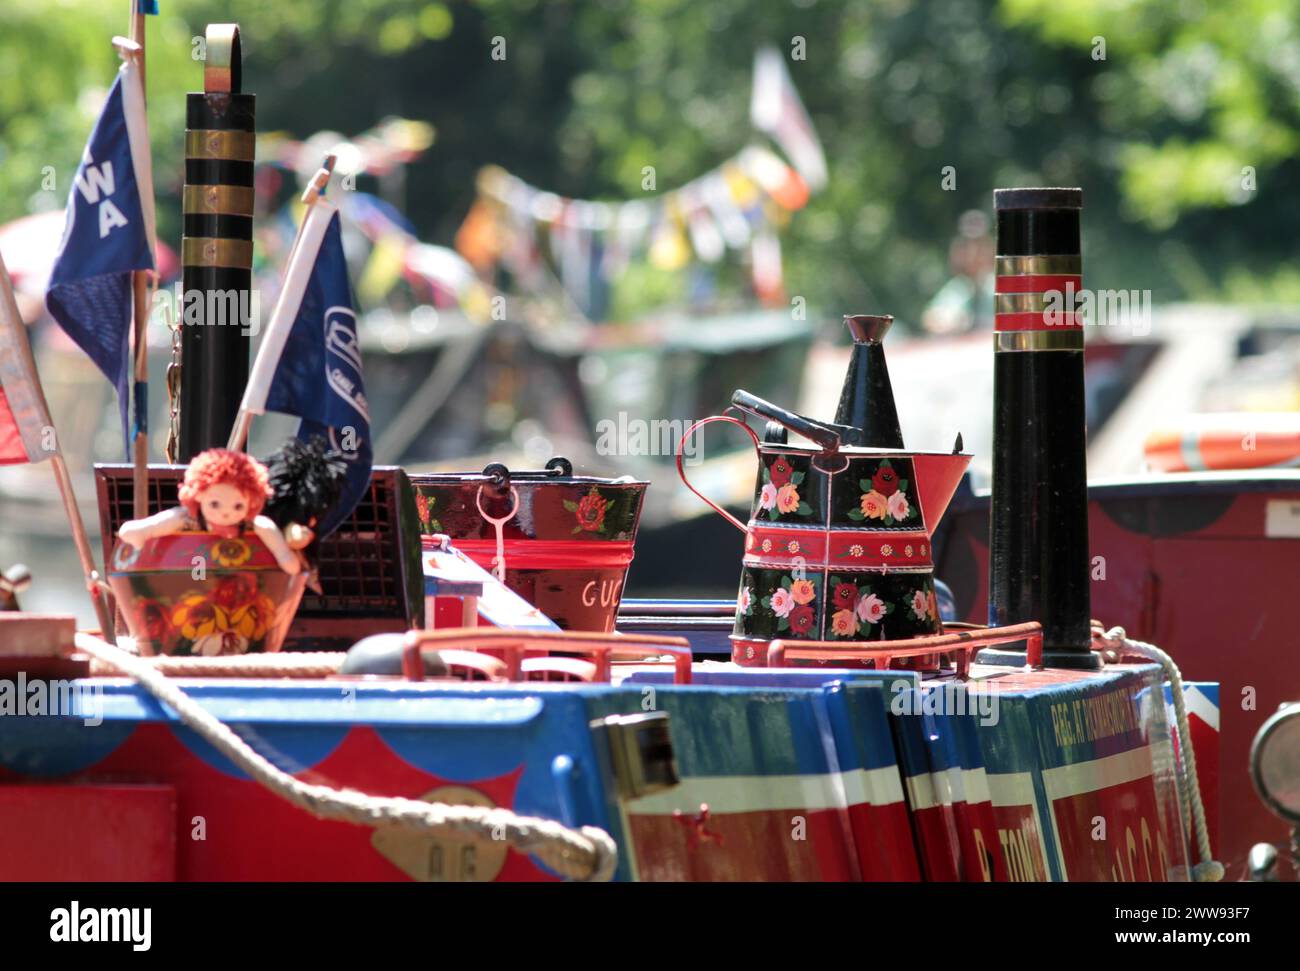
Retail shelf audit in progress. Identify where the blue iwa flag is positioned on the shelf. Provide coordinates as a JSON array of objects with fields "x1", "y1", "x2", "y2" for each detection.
[
  {"x1": 241, "y1": 196, "x2": 372, "y2": 536},
  {"x1": 45, "y1": 53, "x2": 156, "y2": 457}
]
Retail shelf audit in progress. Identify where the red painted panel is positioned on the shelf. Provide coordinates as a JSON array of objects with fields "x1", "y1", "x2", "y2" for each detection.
[
  {"x1": 1151, "y1": 535, "x2": 1295, "y2": 874},
  {"x1": 627, "y1": 807, "x2": 857, "y2": 881},
  {"x1": 845, "y1": 802, "x2": 922, "y2": 881},
  {"x1": 1049, "y1": 775, "x2": 1173, "y2": 882},
  {"x1": 909, "y1": 804, "x2": 962, "y2": 881},
  {"x1": 990, "y1": 803, "x2": 1052, "y2": 882},
  {"x1": 89, "y1": 725, "x2": 549, "y2": 882},
  {"x1": 0, "y1": 784, "x2": 175, "y2": 881}
]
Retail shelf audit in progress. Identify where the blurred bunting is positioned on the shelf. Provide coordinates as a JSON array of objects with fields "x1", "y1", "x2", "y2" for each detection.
[{"x1": 451, "y1": 48, "x2": 824, "y2": 316}]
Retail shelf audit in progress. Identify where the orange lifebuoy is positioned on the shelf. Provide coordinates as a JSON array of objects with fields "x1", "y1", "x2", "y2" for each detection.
[{"x1": 1144, "y1": 413, "x2": 1300, "y2": 472}]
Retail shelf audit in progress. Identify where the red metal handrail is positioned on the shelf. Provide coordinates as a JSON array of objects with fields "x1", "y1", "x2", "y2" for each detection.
[
  {"x1": 401, "y1": 628, "x2": 693, "y2": 684},
  {"x1": 520, "y1": 656, "x2": 600, "y2": 683},
  {"x1": 767, "y1": 621, "x2": 1045, "y2": 676},
  {"x1": 435, "y1": 648, "x2": 513, "y2": 682}
]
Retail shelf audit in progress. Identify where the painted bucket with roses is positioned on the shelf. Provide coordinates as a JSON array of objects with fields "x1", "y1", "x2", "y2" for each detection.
[
  {"x1": 677, "y1": 389, "x2": 971, "y2": 665},
  {"x1": 107, "y1": 531, "x2": 308, "y2": 656},
  {"x1": 408, "y1": 458, "x2": 648, "y2": 632}
]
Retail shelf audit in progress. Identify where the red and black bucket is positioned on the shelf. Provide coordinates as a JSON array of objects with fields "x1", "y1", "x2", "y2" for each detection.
[{"x1": 408, "y1": 458, "x2": 648, "y2": 632}]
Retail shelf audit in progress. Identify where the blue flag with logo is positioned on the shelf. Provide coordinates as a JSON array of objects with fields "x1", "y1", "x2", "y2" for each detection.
[
  {"x1": 46, "y1": 70, "x2": 155, "y2": 458},
  {"x1": 263, "y1": 211, "x2": 372, "y2": 536}
]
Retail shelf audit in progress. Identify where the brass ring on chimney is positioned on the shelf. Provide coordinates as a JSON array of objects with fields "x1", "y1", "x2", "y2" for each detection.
[
  {"x1": 182, "y1": 184, "x2": 255, "y2": 217},
  {"x1": 995, "y1": 292, "x2": 1060, "y2": 314},
  {"x1": 995, "y1": 255, "x2": 1082, "y2": 276},
  {"x1": 181, "y1": 237, "x2": 253, "y2": 269},
  {"x1": 994, "y1": 331, "x2": 1084, "y2": 352},
  {"x1": 185, "y1": 129, "x2": 256, "y2": 161}
]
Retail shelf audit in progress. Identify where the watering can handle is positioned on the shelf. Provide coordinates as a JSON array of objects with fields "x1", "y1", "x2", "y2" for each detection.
[
  {"x1": 730, "y1": 390, "x2": 842, "y2": 452},
  {"x1": 676, "y1": 414, "x2": 760, "y2": 533}
]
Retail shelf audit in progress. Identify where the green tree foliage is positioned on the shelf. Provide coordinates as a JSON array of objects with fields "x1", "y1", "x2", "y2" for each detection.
[
  {"x1": 1003, "y1": 0, "x2": 1300, "y2": 225},
  {"x1": 1, "y1": 0, "x2": 1295, "y2": 326}
]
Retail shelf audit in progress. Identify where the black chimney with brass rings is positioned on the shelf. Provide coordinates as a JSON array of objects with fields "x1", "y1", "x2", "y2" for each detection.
[
  {"x1": 178, "y1": 23, "x2": 254, "y2": 460},
  {"x1": 982, "y1": 187, "x2": 1097, "y2": 670}
]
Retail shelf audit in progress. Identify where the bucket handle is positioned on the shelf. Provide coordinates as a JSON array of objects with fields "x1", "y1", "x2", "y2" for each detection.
[{"x1": 675, "y1": 414, "x2": 760, "y2": 534}]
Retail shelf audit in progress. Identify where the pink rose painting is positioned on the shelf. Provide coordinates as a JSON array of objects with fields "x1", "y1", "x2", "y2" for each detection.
[
  {"x1": 911, "y1": 589, "x2": 930, "y2": 620},
  {"x1": 769, "y1": 586, "x2": 794, "y2": 618},
  {"x1": 857, "y1": 593, "x2": 886, "y2": 625}
]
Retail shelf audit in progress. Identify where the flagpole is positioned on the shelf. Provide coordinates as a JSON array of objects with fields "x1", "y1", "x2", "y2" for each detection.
[
  {"x1": 128, "y1": 3, "x2": 152, "y2": 520},
  {"x1": 227, "y1": 156, "x2": 336, "y2": 454},
  {"x1": 0, "y1": 254, "x2": 117, "y2": 642}
]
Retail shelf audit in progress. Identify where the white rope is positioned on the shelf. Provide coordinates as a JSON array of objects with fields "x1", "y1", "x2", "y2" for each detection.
[
  {"x1": 88, "y1": 652, "x2": 348, "y2": 679},
  {"x1": 1095, "y1": 626, "x2": 1223, "y2": 882},
  {"x1": 75, "y1": 632, "x2": 619, "y2": 882}
]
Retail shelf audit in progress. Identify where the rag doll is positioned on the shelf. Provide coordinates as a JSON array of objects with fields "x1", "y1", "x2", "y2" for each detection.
[{"x1": 117, "y1": 448, "x2": 300, "y2": 575}]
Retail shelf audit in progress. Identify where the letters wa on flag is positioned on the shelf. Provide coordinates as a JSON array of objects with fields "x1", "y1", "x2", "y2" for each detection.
[{"x1": 46, "y1": 69, "x2": 155, "y2": 456}]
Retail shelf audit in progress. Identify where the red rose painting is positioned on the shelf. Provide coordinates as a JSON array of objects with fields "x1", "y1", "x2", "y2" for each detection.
[
  {"x1": 768, "y1": 457, "x2": 794, "y2": 487},
  {"x1": 575, "y1": 488, "x2": 608, "y2": 533},
  {"x1": 872, "y1": 465, "x2": 899, "y2": 496},
  {"x1": 789, "y1": 605, "x2": 815, "y2": 635}
]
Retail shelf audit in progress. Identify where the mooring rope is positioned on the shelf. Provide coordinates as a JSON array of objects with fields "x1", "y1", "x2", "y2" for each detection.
[
  {"x1": 88, "y1": 651, "x2": 348, "y2": 679},
  {"x1": 74, "y1": 632, "x2": 620, "y2": 882},
  {"x1": 1092, "y1": 625, "x2": 1223, "y2": 883}
]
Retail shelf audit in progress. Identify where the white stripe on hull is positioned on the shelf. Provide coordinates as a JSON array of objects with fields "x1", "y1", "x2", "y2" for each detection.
[
  {"x1": 1041, "y1": 746, "x2": 1154, "y2": 801},
  {"x1": 904, "y1": 768, "x2": 993, "y2": 811},
  {"x1": 626, "y1": 767, "x2": 905, "y2": 815}
]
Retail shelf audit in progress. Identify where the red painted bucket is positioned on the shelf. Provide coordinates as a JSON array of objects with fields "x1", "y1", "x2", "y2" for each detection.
[{"x1": 409, "y1": 458, "x2": 648, "y2": 632}]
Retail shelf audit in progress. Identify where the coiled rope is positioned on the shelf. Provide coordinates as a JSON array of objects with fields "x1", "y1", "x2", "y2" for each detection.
[
  {"x1": 1091, "y1": 625, "x2": 1223, "y2": 883},
  {"x1": 74, "y1": 632, "x2": 620, "y2": 882}
]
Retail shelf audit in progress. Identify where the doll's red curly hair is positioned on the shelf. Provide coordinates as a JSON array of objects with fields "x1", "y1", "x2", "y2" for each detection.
[{"x1": 178, "y1": 448, "x2": 272, "y2": 522}]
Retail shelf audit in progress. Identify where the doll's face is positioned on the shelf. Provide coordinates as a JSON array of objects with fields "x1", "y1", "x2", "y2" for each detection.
[{"x1": 198, "y1": 482, "x2": 252, "y2": 527}]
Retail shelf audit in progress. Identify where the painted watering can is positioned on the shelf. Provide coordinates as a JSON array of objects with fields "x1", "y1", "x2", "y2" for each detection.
[{"x1": 677, "y1": 315, "x2": 972, "y2": 665}]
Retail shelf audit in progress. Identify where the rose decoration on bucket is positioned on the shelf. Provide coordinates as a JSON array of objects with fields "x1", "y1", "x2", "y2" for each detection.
[
  {"x1": 415, "y1": 493, "x2": 443, "y2": 533},
  {"x1": 565, "y1": 486, "x2": 610, "y2": 534}
]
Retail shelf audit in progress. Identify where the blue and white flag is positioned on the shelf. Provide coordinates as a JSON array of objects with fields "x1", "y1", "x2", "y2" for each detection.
[
  {"x1": 241, "y1": 197, "x2": 372, "y2": 536},
  {"x1": 45, "y1": 53, "x2": 156, "y2": 457}
]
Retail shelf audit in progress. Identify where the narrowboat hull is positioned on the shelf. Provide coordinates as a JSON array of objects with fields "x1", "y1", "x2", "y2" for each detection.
[{"x1": 0, "y1": 654, "x2": 1208, "y2": 882}]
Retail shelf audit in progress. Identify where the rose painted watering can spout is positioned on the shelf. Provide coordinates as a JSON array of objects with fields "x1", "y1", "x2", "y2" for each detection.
[{"x1": 675, "y1": 312, "x2": 972, "y2": 664}]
